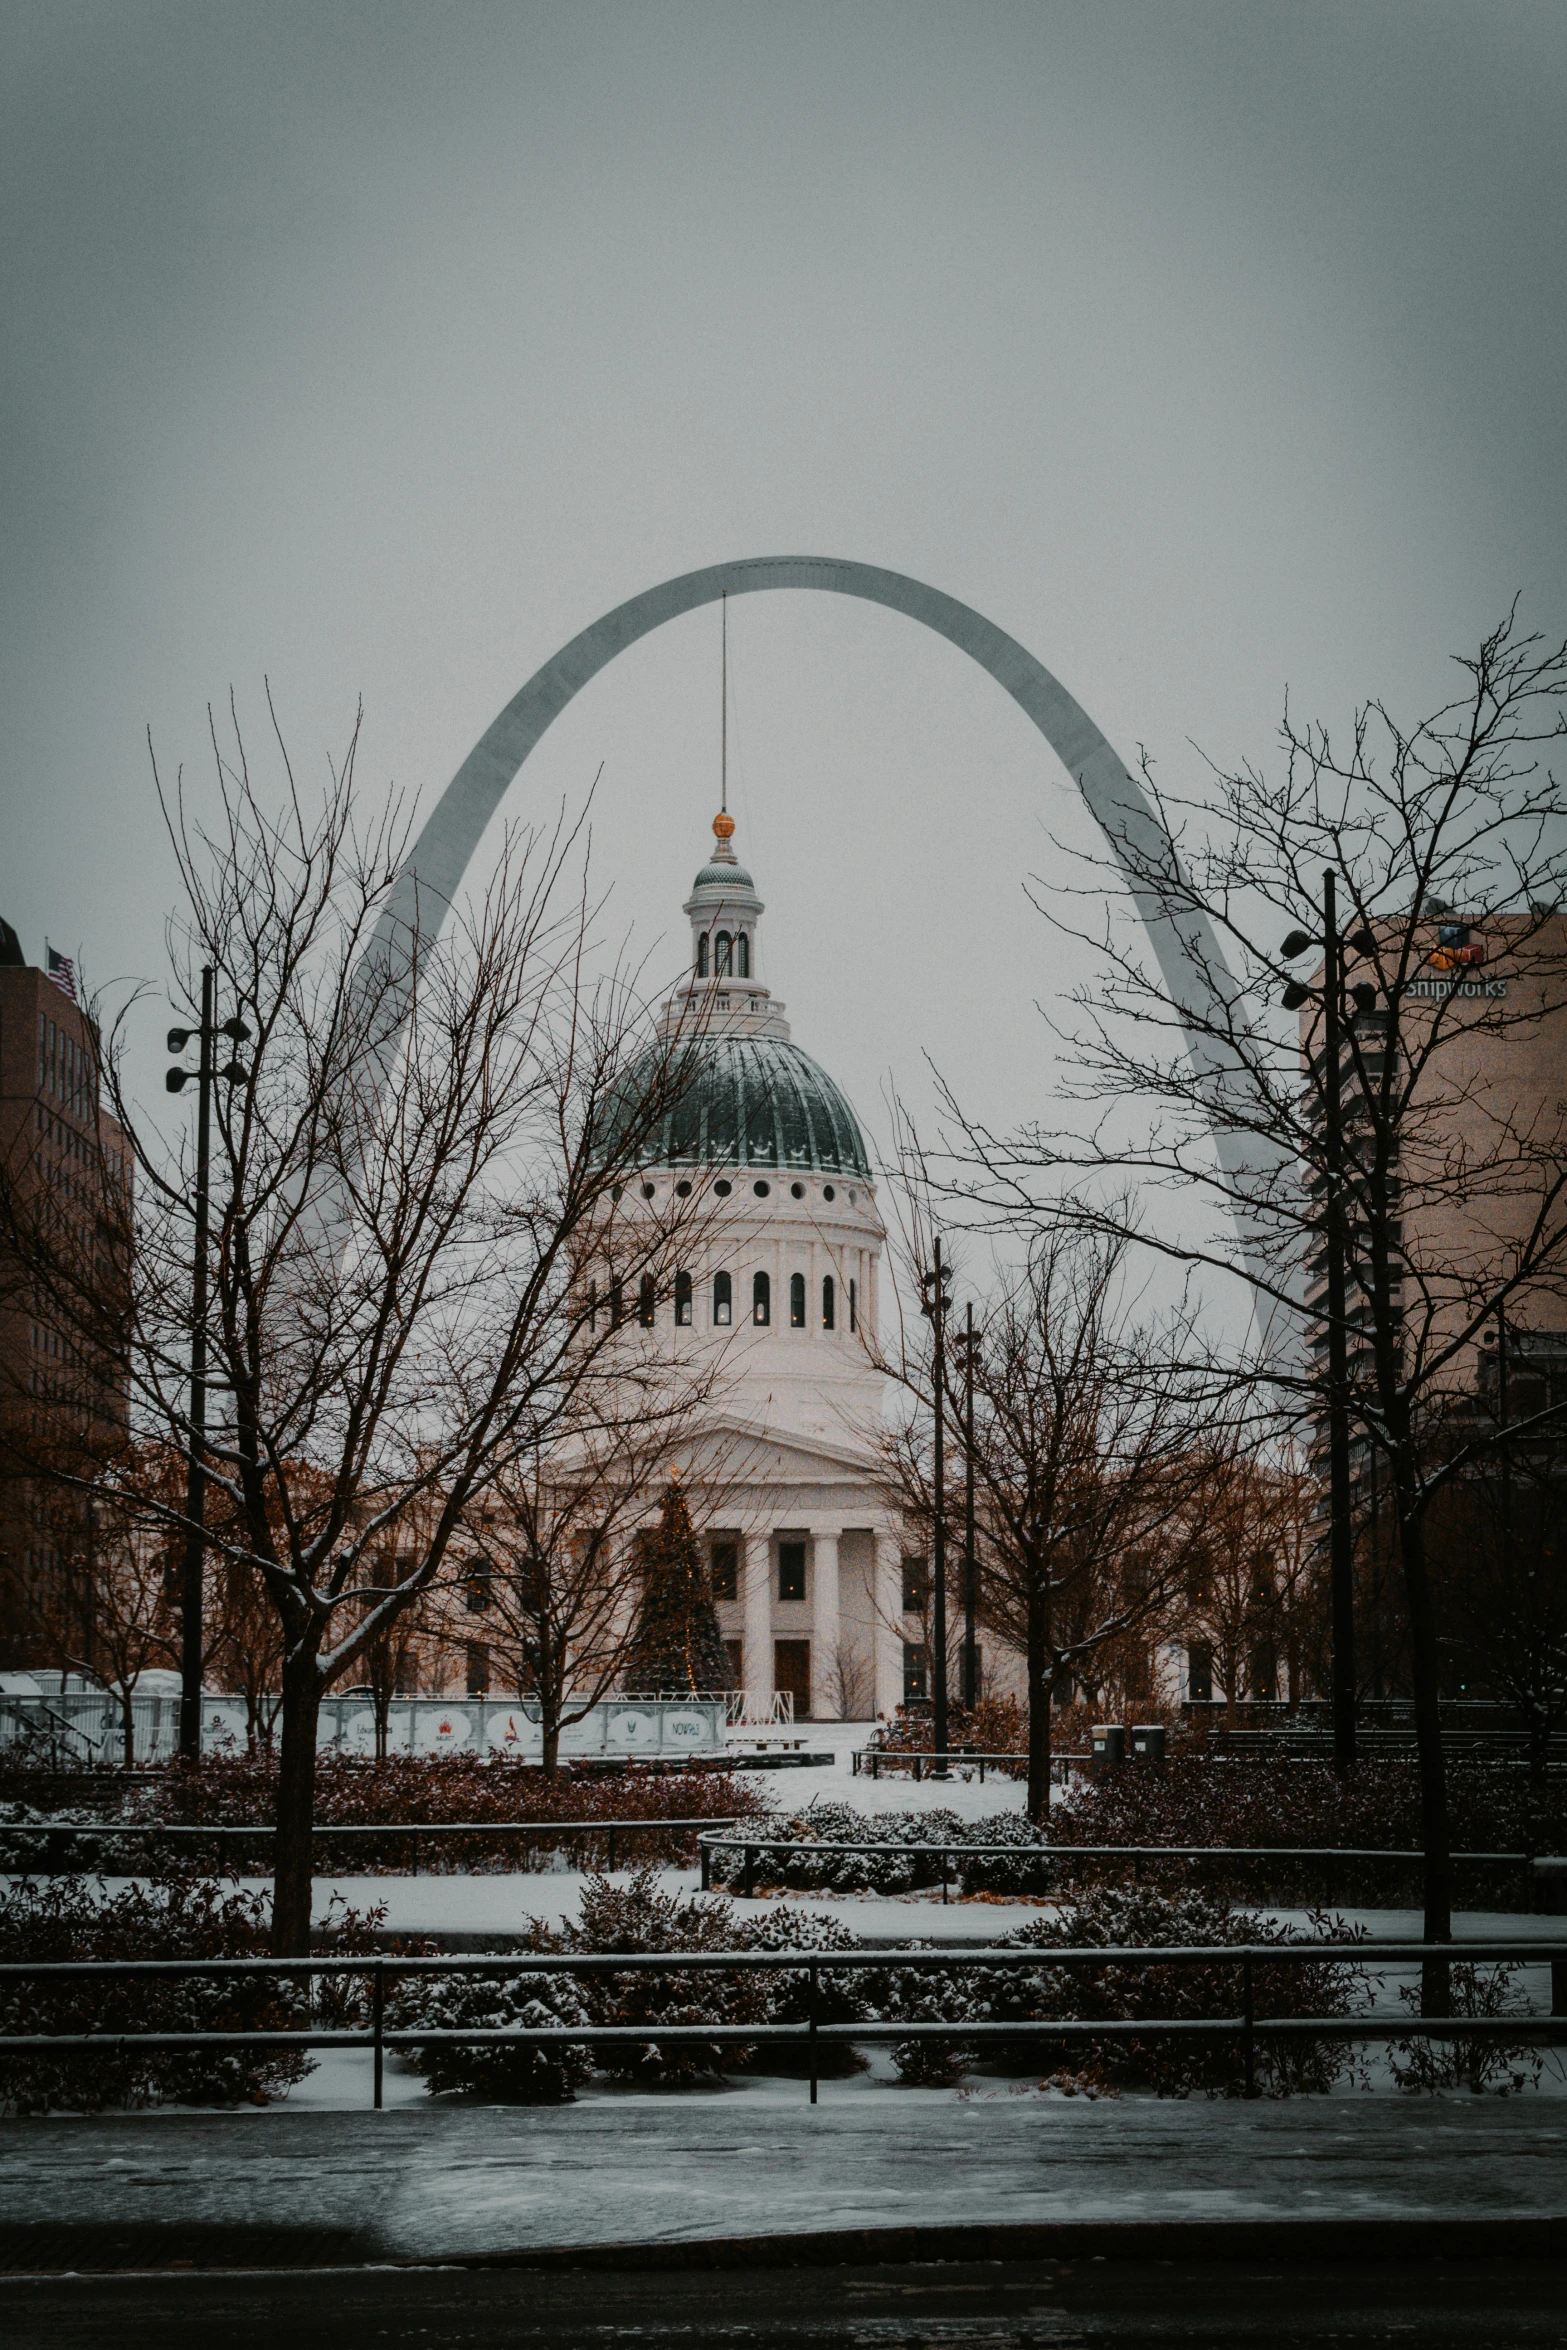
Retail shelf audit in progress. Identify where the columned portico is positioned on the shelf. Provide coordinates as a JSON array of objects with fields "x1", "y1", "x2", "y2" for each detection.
[
  {"x1": 872, "y1": 1526, "x2": 902, "y2": 1718},
  {"x1": 742, "y1": 1529, "x2": 772, "y2": 1703},
  {"x1": 810, "y1": 1528, "x2": 841, "y2": 1719}
]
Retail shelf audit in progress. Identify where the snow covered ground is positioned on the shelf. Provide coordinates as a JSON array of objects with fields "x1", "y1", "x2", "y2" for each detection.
[{"x1": 732, "y1": 1717, "x2": 1037, "y2": 1817}]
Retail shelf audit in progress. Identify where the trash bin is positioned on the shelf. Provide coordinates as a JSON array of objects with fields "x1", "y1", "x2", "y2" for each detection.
[
  {"x1": 1130, "y1": 1724, "x2": 1166, "y2": 1762},
  {"x1": 1090, "y1": 1723, "x2": 1126, "y2": 1771}
]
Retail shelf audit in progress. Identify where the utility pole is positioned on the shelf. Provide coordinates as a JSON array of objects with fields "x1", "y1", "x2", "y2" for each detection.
[
  {"x1": 960, "y1": 1302, "x2": 978, "y2": 1712},
  {"x1": 921, "y1": 1239, "x2": 952, "y2": 1770},
  {"x1": 166, "y1": 972, "x2": 248, "y2": 1762}
]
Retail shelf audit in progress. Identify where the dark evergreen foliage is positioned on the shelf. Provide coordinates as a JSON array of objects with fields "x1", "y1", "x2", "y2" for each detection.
[{"x1": 621, "y1": 1481, "x2": 734, "y2": 1695}]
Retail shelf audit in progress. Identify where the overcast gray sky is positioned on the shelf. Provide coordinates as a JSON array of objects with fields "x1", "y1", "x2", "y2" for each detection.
[{"x1": 4, "y1": 0, "x2": 1564, "y2": 1306}]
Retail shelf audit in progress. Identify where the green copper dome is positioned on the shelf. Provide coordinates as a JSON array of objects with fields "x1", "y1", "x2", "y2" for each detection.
[{"x1": 619, "y1": 1033, "x2": 872, "y2": 1177}]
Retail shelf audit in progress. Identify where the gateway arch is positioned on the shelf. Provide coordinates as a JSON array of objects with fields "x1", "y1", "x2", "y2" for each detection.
[{"x1": 365, "y1": 556, "x2": 1278, "y2": 1300}]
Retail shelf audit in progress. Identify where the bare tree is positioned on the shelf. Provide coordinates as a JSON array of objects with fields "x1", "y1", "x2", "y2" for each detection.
[
  {"x1": 1, "y1": 701, "x2": 715, "y2": 1950},
  {"x1": 880, "y1": 1212, "x2": 1217, "y2": 1819},
  {"x1": 945, "y1": 610, "x2": 1567, "y2": 1978},
  {"x1": 447, "y1": 1373, "x2": 721, "y2": 1776}
]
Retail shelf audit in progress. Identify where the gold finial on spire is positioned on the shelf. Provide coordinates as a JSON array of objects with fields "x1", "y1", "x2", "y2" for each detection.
[{"x1": 713, "y1": 810, "x2": 736, "y2": 841}]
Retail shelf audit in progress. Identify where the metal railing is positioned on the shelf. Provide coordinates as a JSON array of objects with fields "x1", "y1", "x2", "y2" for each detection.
[
  {"x1": 853, "y1": 1747, "x2": 1073, "y2": 1783},
  {"x1": 696, "y1": 1830, "x2": 1537, "y2": 1906},
  {"x1": 3, "y1": 1938, "x2": 1563, "y2": 2109},
  {"x1": 0, "y1": 1815, "x2": 739, "y2": 1877}
]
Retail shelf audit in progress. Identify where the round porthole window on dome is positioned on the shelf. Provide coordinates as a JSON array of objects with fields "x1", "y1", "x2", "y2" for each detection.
[
  {"x1": 641, "y1": 1182, "x2": 656, "y2": 1199},
  {"x1": 714, "y1": 1178, "x2": 732, "y2": 1196},
  {"x1": 675, "y1": 1179, "x2": 692, "y2": 1198},
  {"x1": 790, "y1": 1182, "x2": 805, "y2": 1199},
  {"x1": 823, "y1": 1184, "x2": 835, "y2": 1201},
  {"x1": 753, "y1": 1180, "x2": 770, "y2": 1198}
]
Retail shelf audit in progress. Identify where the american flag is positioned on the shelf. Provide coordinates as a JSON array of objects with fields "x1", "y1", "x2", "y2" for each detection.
[{"x1": 46, "y1": 945, "x2": 77, "y2": 1002}]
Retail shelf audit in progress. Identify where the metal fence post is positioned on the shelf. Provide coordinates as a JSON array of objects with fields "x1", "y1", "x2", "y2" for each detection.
[
  {"x1": 1552, "y1": 1957, "x2": 1567, "y2": 2020},
  {"x1": 809, "y1": 1961, "x2": 819, "y2": 2106},
  {"x1": 743, "y1": 1844, "x2": 756, "y2": 1900},
  {"x1": 941, "y1": 1849, "x2": 949, "y2": 1906},
  {"x1": 700, "y1": 1839, "x2": 711, "y2": 1894},
  {"x1": 372, "y1": 1962, "x2": 385, "y2": 2111},
  {"x1": 1242, "y1": 1954, "x2": 1256, "y2": 2099},
  {"x1": 607, "y1": 1826, "x2": 617, "y2": 1875}
]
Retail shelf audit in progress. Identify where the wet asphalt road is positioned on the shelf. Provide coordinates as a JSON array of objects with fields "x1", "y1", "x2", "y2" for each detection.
[{"x1": 4, "y1": 2257, "x2": 1565, "y2": 2350}]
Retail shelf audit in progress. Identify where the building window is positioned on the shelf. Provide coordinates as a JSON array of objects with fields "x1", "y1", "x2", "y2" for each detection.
[
  {"x1": 790, "y1": 1272, "x2": 806, "y2": 1327},
  {"x1": 902, "y1": 1643, "x2": 928, "y2": 1704},
  {"x1": 711, "y1": 1540, "x2": 738, "y2": 1601},
  {"x1": 609, "y1": 1277, "x2": 624, "y2": 1327},
  {"x1": 713, "y1": 1270, "x2": 732, "y2": 1326},
  {"x1": 849, "y1": 1278, "x2": 857, "y2": 1333},
  {"x1": 723, "y1": 1637, "x2": 743, "y2": 1688},
  {"x1": 674, "y1": 1269, "x2": 693, "y2": 1326},
  {"x1": 778, "y1": 1540, "x2": 806, "y2": 1602},
  {"x1": 901, "y1": 1554, "x2": 928, "y2": 1613},
  {"x1": 465, "y1": 1558, "x2": 493, "y2": 1614},
  {"x1": 1187, "y1": 1642, "x2": 1213, "y2": 1704},
  {"x1": 822, "y1": 1274, "x2": 835, "y2": 1330},
  {"x1": 753, "y1": 1270, "x2": 770, "y2": 1325},
  {"x1": 697, "y1": 934, "x2": 709, "y2": 977},
  {"x1": 736, "y1": 933, "x2": 750, "y2": 977},
  {"x1": 639, "y1": 1273, "x2": 656, "y2": 1327},
  {"x1": 465, "y1": 1641, "x2": 490, "y2": 1697},
  {"x1": 716, "y1": 931, "x2": 732, "y2": 977}
]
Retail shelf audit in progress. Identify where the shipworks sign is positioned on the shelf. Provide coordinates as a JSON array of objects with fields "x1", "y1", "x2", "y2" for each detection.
[{"x1": 1410, "y1": 924, "x2": 1508, "y2": 999}]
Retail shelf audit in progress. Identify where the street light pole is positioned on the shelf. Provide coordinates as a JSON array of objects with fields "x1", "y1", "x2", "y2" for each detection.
[
  {"x1": 1283, "y1": 875, "x2": 1375, "y2": 1775},
  {"x1": 166, "y1": 972, "x2": 248, "y2": 1764},
  {"x1": 921, "y1": 1239, "x2": 952, "y2": 1770},
  {"x1": 961, "y1": 1302, "x2": 977, "y2": 1713}
]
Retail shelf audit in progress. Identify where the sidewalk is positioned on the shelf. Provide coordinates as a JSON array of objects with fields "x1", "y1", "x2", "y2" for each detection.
[{"x1": 4, "y1": 2089, "x2": 1566, "y2": 2269}]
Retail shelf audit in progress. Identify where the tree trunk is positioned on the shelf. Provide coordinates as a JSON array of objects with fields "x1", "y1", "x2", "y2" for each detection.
[
  {"x1": 120, "y1": 1689, "x2": 135, "y2": 1771},
  {"x1": 272, "y1": 1647, "x2": 323, "y2": 1957},
  {"x1": 1026, "y1": 1606, "x2": 1052, "y2": 1824},
  {"x1": 541, "y1": 1707, "x2": 560, "y2": 1778},
  {"x1": 1397, "y1": 1500, "x2": 1452, "y2": 2014}
]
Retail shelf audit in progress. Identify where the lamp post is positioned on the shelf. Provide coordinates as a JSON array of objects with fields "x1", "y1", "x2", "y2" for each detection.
[
  {"x1": 166, "y1": 969, "x2": 248, "y2": 1762},
  {"x1": 920, "y1": 1239, "x2": 953, "y2": 1770},
  {"x1": 1282, "y1": 873, "x2": 1377, "y2": 1773},
  {"x1": 955, "y1": 1304, "x2": 979, "y2": 1712}
]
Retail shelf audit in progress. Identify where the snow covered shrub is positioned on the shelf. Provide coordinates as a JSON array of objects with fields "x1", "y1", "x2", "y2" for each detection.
[
  {"x1": 561, "y1": 1867, "x2": 769, "y2": 2085},
  {"x1": 1387, "y1": 1961, "x2": 1546, "y2": 2097},
  {"x1": 0, "y1": 1874, "x2": 379, "y2": 2113},
  {"x1": 966, "y1": 1884, "x2": 1364, "y2": 2098},
  {"x1": 388, "y1": 1929, "x2": 594, "y2": 2102},
  {"x1": 710, "y1": 1801, "x2": 1031, "y2": 1896},
  {"x1": 880, "y1": 1952, "x2": 985, "y2": 2087},
  {"x1": 738, "y1": 1904, "x2": 871, "y2": 2074}
]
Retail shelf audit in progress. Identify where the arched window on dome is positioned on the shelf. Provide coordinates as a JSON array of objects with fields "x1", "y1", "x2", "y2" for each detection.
[
  {"x1": 674, "y1": 1270, "x2": 693, "y2": 1327},
  {"x1": 609, "y1": 1277, "x2": 624, "y2": 1328},
  {"x1": 789, "y1": 1272, "x2": 805, "y2": 1328},
  {"x1": 849, "y1": 1278, "x2": 858, "y2": 1334},
  {"x1": 715, "y1": 931, "x2": 733, "y2": 977},
  {"x1": 736, "y1": 933, "x2": 750, "y2": 978},
  {"x1": 752, "y1": 1270, "x2": 770, "y2": 1326},
  {"x1": 696, "y1": 934, "x2": 709, "y2": 977},
  {"x1": 712, "y1": 1270, "x2": 732, "y2": 1327},
  {"x1": 638, "y1": 1274, "x2": 656, "y2": 1328},
  {"x1": 822, "y1": 1274, "x2": 835, "y2": 1331}
]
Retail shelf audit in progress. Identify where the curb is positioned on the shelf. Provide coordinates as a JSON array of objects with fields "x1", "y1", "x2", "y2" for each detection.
[{"x1": 6, "y1": 2214, "x2": 1567, "y2": 2277}]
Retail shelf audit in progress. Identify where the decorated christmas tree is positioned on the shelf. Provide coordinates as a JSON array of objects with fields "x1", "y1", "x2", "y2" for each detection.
[{"x1": 622, "y1": 1479, "x2": 735, "y2": 1695}]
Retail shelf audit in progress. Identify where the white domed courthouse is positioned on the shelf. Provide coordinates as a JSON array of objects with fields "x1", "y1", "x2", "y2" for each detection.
[{"x1": 615, "y1": 813, "x2": 905, "y2": 1723}]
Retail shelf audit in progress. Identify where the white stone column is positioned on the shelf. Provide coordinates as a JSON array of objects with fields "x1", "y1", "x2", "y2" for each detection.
[
  {"x1": 872, "y1": 1526, "x2": 902, "y2": 1719},
  {"x1": 743, "y1": 1529, "x2": 772, "y2": 1715},
  {"x1": 811, "y1": 1529, "x2": 841, "y2": 1718}
]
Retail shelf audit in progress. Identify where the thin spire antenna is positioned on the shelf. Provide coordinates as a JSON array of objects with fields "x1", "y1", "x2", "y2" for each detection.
[{"x1": 720, "y1": 591, "x2": 728, "y2": 815}]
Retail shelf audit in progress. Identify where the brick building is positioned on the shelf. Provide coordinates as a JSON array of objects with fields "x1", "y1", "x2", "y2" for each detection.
[{"x1": 0, "y1": 920, "x2": 132, "y2": 1667}]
